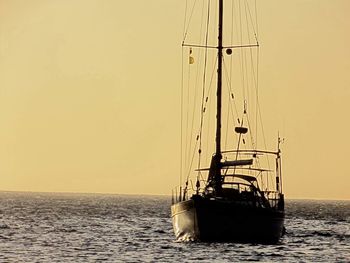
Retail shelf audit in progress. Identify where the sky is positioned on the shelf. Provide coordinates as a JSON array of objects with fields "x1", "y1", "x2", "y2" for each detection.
[{"x1": 0, "y1": 0, "x2": 349, "y2": 200}]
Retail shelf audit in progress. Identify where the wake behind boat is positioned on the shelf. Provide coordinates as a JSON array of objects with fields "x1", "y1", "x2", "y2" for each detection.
[{"x1": 171, "y1": 0, "x2": 285, "y2": 243}]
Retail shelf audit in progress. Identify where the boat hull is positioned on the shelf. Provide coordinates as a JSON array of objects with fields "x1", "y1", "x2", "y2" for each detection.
[{"x1": 171, "y1": 197, "x2": 284, "y2": 243}]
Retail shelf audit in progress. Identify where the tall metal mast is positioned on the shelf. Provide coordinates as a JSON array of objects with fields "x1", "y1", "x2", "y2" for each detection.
[
  {"x1": 215, "y1": 0, "x2": 223, "y2": 157},
  {"x1": 208, "y1": 0, "x2": 224, "y2": 194}
]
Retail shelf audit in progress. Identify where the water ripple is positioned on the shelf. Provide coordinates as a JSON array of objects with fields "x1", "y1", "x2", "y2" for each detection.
[{"x1": 0, "y1": 192, "x2": 349, "y2": 262}]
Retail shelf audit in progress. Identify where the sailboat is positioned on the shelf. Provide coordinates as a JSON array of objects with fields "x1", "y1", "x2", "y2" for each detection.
[{"x1": 171, "y1": 0, "x2": 285, "y2": 243}]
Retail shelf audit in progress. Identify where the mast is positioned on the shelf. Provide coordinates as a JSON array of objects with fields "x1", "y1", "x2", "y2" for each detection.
[
  {"x1": 215, "y1": 0, "x2": 223, "y2": 157},
  {"x1": 208, "y1": 0, "x2": 224, "y2": 194}
]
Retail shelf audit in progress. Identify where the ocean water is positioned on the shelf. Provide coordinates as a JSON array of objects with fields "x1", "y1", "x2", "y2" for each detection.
[{"x1": 0, "y1": 192, "x2": 349, "y2": 262}]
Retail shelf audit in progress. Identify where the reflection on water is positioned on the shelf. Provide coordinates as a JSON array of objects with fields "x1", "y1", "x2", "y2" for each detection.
[{"x1": 0, "y1": 192, "x2": 349, "y2": 262}]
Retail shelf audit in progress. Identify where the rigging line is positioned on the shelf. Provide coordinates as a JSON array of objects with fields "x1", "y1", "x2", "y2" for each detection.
[
  {"x1": 224, "y1": 84, "x2": 233, "y2": 150},
  {"x1": 257, "y1": 101, "x2": 271, "y2": 172},
  {"x1": 243, "y1": 2, "x2": 252, "y2": 116},
  {"x1": 182, "y1": 44, "x2": 217, "y2": 49},
  {"x1": 198, "y1": 0, "x2": 211, "y2": 172},
  {"x1": 244, "y1": 109, "x2": 257, "y2": 152},
  {"x1": 244, "y1": 2, "x2": 260, "y2": 144},
  {"x1": 223, "y1": 58, "x2": 239, "y2": 124},
  {"x1": 186, "y1": 0, "x2": 207, "y2": 169},
  {"x1": 183, "y1": 0, "x2": 199, "y2": 43},
  {"x1": 244, "y1": 0, "x2": 259, "y2": 44},
  {"x1": 185, "y1": 0, "x2": 207, "y2": 172},
  {"x1": 254, "y1": 0, "x2": 259, "y2": 39},
  {"x1": 223, "y1": 69, "x2": 230, "y2": 149},
  {"x1": 199, "y1": 0, "x2": 206, "y2": 45},
  {"x1": 233, "y1": 0, "x2": 240, "y2": 51},
  {"x1": 225, "y1": 0, "x2": 235, "y2": 150},
  {"x1": 185, "y1": 132, "x2": 199, "y2": 183},
  {"x1": 243, "y1": 51, "x2": 250, "y2": 117},
  {"x1": 182, "y1": 0, "x2": 189, "y2": 40},
  {"x1": 245, "y1": 1, "x2": 257, "y2": 142},
  {"x1": 184, "y1": 0, "x2": 205, "y2": 172},
  {"x1": 180, "y1": 47, "x2": 185, "y2": 187},
  {"x1": 232, "y1": 1, "x2": 241, "y2": 127},
  {"x1": 187, "y1": 42, "x2": 206, "y2": 173},
  {"x1": 241, "y1": 2, "x2": 260, "y2": 145},
  {"x1": 233, "y1": 117, "x2": 244, "y2": 176},
  {"x1": 204, "y1": 58, "x2": 218, "y2": 165},
  {"x1": 231, "y1": 0, "x2": 236, "y2": 46},
  {"x1": 186, "y1": 56, "x2": 199, "y2": 175},
  {"x1": 246, "y1": 44, "x2": 259, "y2": 149},
  {"x1": 232, "y1": 1, "x2": 241, "y2": 125},
  {"x1": 204, "y1": 59, "x2": 218, "y2": 106},
  {"x1": 222, "y1": 58, "x2": 237, "y2": 140},
  {"x1": 184, "y1": 48, "x2": 192, "y2": 172},
  {"x1": 182, "y1": 44, "x2": 259, "y2": 49},
  {"x1": 184, "y1": 44, "x2": 259, "y2": 49},
  {"x1": 205, "y1": 102, "x2": 212, "y2": 165},
  {"x1": 224, "y1": 96, "x2": 230, "y2": 149},
  {"x1": 238, "y1": 0, "x2": 246, "y2": 103}
]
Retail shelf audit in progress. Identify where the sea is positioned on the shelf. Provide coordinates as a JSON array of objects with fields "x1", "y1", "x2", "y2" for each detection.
[{"x1": 0, "y1": 192, "x2": 348, "y2": 262}]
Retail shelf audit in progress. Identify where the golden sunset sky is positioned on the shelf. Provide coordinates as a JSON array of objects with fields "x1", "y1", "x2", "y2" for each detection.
[{"x1": 0, "y1": 0, "x2": 349, "y2": 200}]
